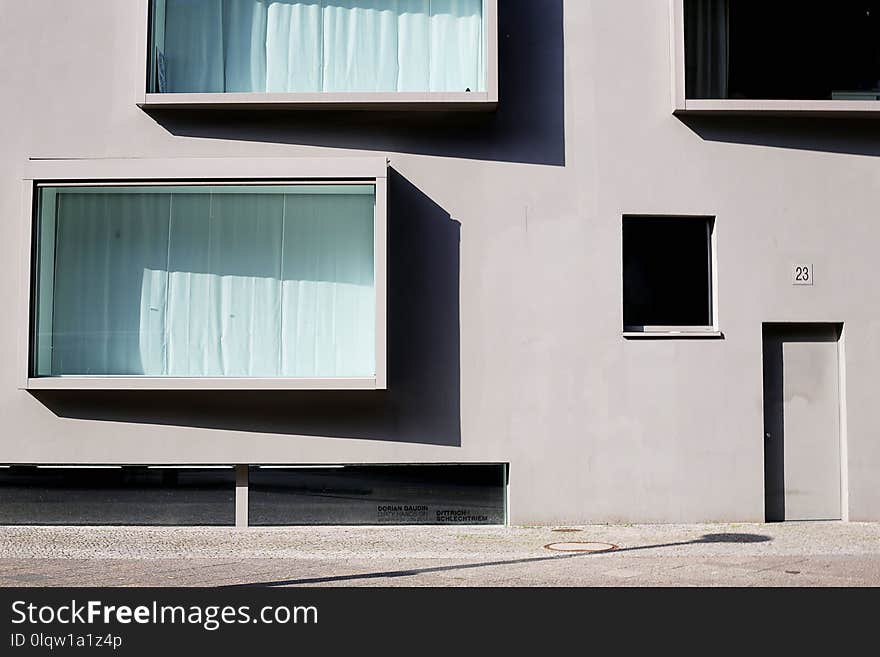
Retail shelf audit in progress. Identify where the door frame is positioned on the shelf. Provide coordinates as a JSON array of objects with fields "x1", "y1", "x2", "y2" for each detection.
[{"x1": 761, "y1": 322, "x2": 848, "y2": 522}]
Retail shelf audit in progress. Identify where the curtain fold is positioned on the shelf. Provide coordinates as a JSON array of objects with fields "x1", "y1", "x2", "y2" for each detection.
[
  {"x1": 223, "y1": 0, "x2": 269, "y2": 92},
  {"x1": 266, "y1": 1, "x2": 323, "y2": 92},
  {"x1": 44, "y1": 187, "x2": 375, "y2": 378},
  {"x1": 428, "y1": 0, "x2": 483, "y2": 92},
  {"x1": 53, "y1": 193, "x2": 170, "y2": 375},
  {"x1": 685, "y1": 0, "x2": 729, "y2": 99},
  {"x1": 322, "y1": 0, "x2": 399, "y2": 92},
  {"x1": 280, "y1": 193, "x2": 375, "y2": 377},
  {"x1": 164, "y1": 0, "x2": 224, "y2": 93},
  {"x1": 162, "y1": 0, "x2": 485, "y2": 93},
  {"x1": 397, "y1": 0, "x2": 430, "y2": 92},
  {"x1": 165, "y1": 191, "x2": 285, "y2": 377}
]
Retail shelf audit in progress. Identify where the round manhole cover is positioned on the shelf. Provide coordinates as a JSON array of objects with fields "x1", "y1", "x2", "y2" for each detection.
[{"x1": 543, "y1": 541, "x2": 618, "y2": 553}]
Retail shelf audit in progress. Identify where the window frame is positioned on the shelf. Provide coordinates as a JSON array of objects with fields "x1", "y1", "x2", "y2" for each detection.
[
  {"x1": 18, "y1": 157, "x2": 388, "y2": 391},
  {"x1": 621, "y1": 214, "x2": 721, "y2": 339},
  {"x1": 670, "y1": 0, "x2": 880, "y2": 116},
  {"x1": 134, "y1": 0, "x2": 499, "y2": 110}
]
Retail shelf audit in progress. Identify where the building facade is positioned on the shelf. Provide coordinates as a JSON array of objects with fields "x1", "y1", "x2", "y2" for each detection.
[{"x1": 0, "y1": 0, "x2": 877, "y2": 525}]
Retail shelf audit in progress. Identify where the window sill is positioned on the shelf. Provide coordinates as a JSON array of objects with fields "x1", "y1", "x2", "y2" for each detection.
[
  {"x1": 24, "y1": 377, "x2": 383, "y2": 391},
  {"x1": 622, "y1": 330, "x2": 723, "y2": 340},
  {"x1": 675, "y1": 99, "x2": 880, "y2": 117},
  {"x1": 139, "y1": 92, "x2": 498, "y2": 112}
]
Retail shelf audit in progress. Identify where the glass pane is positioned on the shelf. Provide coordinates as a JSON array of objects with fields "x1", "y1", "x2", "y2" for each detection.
[
  {"x1": 249, "y1": 465, "x2": 507, "y2": 525},
  {"x1": 32, "y1": 184, "x2": 375, "y2": 378},
  {"x1": 623, "y1": 217, "x2": 712, "y2": 328},
  {"x1": 685, "y1": 0, "x2": 880, "y2": 100},
  {"x1": 149, "y1": 0, "x2": 486, "y2": 93},
  {"x1": 0, "y1": 467, "x2": 235, "y2": 525}
]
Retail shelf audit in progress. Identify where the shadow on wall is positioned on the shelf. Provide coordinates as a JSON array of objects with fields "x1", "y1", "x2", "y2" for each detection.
[
  {"x1": 145, "y1": 0, "x2": 566, "y2": 166},
  {"x1": 31, "y1": 170, "x2": 462, "y2": 447},
  {"x1": 762, "y1": 329, "x2": 785, "y2": 523},
  {"x1": 680, "y1": 114, "x2": 880, "y2": 156}
]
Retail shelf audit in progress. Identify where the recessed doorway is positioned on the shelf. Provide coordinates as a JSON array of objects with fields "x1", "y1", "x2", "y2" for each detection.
[{"x1": 762, "y1": 323, "x2": 844, "y2": 522}]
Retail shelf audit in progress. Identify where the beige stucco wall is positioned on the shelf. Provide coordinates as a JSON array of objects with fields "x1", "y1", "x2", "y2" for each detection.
[{"x1": 0, "y1": 0, "x2": 876, "y2": 523}]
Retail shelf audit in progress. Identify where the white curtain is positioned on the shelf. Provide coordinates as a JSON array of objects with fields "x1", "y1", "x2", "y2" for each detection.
[
  {"x1": 161, "y1": 0, "x2": 485, "y2": 93},
  {"x1": 45, "y1": 187, "x2": 375, "y2": 378},
  {"x1": 265, "y1": 1, "x2": 323, "y2": 92},
  {"x1": 53, "y1": 193, "x2": 170, "y2": 376},
  {"x1": 164, "y1": 191, "x2": 284, "y2": 376},
  {"x1": 280, "y1": 194, "x2": 376, "y2": 377}
]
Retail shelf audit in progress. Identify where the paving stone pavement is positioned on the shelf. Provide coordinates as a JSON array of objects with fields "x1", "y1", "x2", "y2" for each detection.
[{"x1": 0, "y1": 522, "x2": 878, "y2": 586}]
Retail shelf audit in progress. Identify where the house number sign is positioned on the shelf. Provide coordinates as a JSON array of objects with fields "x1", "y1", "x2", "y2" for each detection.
[{"x1": 792, "y1": 264, "x2": 814, "y2": 286}]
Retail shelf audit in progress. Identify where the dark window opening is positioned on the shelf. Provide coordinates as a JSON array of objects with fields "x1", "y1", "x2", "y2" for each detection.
[
  {"x1": 623, "y1": 217, "x2": 713, "y2": 329},
  {"x1": 249, "y1": 464, "x2": 507, "y2": 526},
  {"x1": 0, "y1": 466, "x2": 235, "y2": 525},
  {"x1": 685, "y1": 0, "x2": 880, "y2": 100}
]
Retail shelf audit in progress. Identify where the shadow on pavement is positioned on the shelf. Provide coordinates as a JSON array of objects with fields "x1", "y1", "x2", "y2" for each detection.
[{"x1": 226, "y1": 533, "x2": 772, "y2": 587}]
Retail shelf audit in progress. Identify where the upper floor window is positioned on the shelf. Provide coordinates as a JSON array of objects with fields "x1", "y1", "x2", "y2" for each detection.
[
  {"x1": 676, "y1": 1, "x2": 880, "y2": 112},
  {"x1": 143, "y1": 0, "x2": 497, "y2": 107}
]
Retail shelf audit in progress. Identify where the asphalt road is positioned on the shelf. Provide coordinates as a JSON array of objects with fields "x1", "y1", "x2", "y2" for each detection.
[{"x1": 1, "y1": 522, "x2": 878, "y2": 587}]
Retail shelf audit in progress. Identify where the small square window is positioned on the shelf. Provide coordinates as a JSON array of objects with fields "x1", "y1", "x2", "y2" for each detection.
[{"x1": 622, "y1": 216, "x2": 716, "y2": 334}]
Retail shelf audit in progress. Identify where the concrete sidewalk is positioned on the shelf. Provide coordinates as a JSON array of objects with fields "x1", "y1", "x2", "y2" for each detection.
[{"x1": 0, "y1": 522, "x2": 878, "y2": 587}]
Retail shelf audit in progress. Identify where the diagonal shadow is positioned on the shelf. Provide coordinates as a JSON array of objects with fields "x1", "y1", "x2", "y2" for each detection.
[
  {"x1": 146, "y1": 0, "x2": 566, "y2": 166},
  {"x1": 680, "y1": 115, "x2": 880, "y2": 158},
  {"x1": 224, "y1": 533, "x2": 771, "y2": 587},
  {"x1": 29, "y1": 170, "x2": 462, "y2": 447}
]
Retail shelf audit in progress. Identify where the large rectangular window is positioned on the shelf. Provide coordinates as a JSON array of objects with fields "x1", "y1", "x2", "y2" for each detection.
[
  {"x1": 32, "y1": 183, "x2": 376, "y2": 380},
  {"x1": 148, "y1": 0, "x2": 488, "y2": 95},
  {"x1": 684, "y1": 0, "x2": 880, "y2": 101},
  {"x1": 623, "y1": 216, "x2": 716, "y2": 334}
]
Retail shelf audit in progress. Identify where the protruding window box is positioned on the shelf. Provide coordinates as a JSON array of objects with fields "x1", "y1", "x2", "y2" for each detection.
[
  {"x1": 671, "y1": 0, "x2": 880, "y2": 116},
  {"x1": 136, "y1": 0, "x2": 498, "y2": 110},
  {"x1": 20, "y1": 158, "x2": 387, "y2": 391}
]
